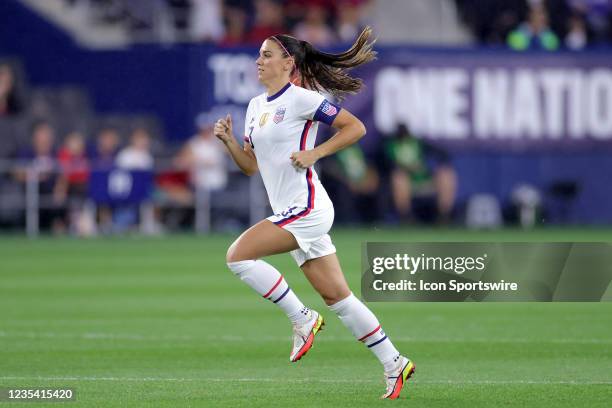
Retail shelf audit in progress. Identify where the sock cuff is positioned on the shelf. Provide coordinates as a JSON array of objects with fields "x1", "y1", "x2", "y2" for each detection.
[
  {"x1": 327, "y1": 292, "x2": 356, "y2": 313},
  {"x1": 227, "y1": 259, "x2": 256, "y2": 275}
]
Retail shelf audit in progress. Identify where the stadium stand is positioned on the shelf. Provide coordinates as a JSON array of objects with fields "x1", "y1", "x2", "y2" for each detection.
[{"x1": 1, "y1": 0, "x2": 612, "y2": 235}]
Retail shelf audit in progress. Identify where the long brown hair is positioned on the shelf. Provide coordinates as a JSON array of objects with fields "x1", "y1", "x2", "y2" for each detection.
[{"x1": 270, "y1": 27, "x2": 377, "y2": 101}]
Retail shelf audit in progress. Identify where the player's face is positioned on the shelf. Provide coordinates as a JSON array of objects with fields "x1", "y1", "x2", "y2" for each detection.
[{"x1": 256, "y1": 40, "x2": 292, "y2": 83}]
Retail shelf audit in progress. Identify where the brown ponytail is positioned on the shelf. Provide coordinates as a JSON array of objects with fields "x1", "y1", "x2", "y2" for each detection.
[{"x1": 270, "y1": 27, "x2": 377, "y2": 101}]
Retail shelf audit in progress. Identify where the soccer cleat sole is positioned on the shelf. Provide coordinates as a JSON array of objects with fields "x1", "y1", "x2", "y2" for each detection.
[
  {"x1": 383, "y1": 360, "x2": 416, "y2": 400},
  {"x1": 290, "y1": 315, "x2": 325, "y2": 363}
]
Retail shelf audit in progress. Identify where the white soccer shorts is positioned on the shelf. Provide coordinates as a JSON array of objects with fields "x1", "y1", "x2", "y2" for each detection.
[{"x1": 267, "y1": 205, "x2": 337, "y2": 266}]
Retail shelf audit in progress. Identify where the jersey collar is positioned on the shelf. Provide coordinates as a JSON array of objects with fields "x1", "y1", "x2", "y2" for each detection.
[{"x1": 266, "y1": 82, "x2": 292, "y2": 102}]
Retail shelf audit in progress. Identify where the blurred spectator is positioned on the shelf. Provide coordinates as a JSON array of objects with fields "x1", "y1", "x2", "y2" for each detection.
[
  {"x1": 92, "y1": 127, "x2": 120, "y2": 169},
  {"x1": 90, "y1": 127, "x2": 120, "y2": 232},
  {"x1": 114, "y1": 127, "x2": 157, "y2": 233},
  {"x1": 191, "y1": 0, "x2": 224, "y2": 42},
  {"x1": 507, "y1": 4, "x2": 560, "y2": 51},
  {"x1": 219, "y1": 3, "x2": 249, "y2": 45},
  {"x1": 565, "y1": 11, "x2": 589, "y2": 49},
  {"x1": 336, "y1": 0, "x2": 370, "y2": 43},
  {"x1": 245, "y1": 0, "x2": 286, "y2": 44},
  {"x1": 293, "y1": 4, "x2": 337, "y2": 47},
  {"x1": 14, "y1": 121, "x2": 57, "y2": 192},
  {"x1": 56, "y1": 131, "x2": 89, "y2": 201},
  {"x1": 163, "y1": 115, "x2": 228, "y2": 231},
  {"x1": 55, "y1": 131, "x2": 93, "y2": 235},
  {"x1": 154, "y1": 164, "x2": 192, "y2": 230},
  {"x1": 385, "y1": 123, "x2": 457, "y2": 224},
  {"x1": 13, "y1": 120, "x2": 65, "y2": 232},
  {"x1": 116, "y1": 127, "x2": 154, "y2": 170},
  {"x1": 320, "y1": 143, "x2": 381, "y2": 224},
  {"x1": 569, "y1": 0, "x2": 612, "y2": 43},
  {"x1": 0, "y1": 64, "x2": 23, "y2": 117},
  {"x1": 175, "y1": 114, "x2": 228, "y2": 194}
]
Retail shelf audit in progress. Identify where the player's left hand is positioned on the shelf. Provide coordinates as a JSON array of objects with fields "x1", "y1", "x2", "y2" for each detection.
[{"x1": 290, "y1": 150, "x2": 319, "y2": 169}]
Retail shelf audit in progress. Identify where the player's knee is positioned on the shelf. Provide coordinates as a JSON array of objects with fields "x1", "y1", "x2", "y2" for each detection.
[
  {"x1": 226, "y1": 244, "x2": 240, "y2": 263},
  {"x1": 226, "y1": 235, "x2": 255, "y2": 275}
]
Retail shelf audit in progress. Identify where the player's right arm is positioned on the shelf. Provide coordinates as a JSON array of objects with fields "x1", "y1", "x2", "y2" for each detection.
[{"x1": 214, "y1": 114, "x2": 258, "y2": 176}]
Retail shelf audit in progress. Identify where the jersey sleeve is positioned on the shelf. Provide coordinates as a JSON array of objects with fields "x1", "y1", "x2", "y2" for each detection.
[
  {"x1": 294, "y1": 88, "x2": 341, "y2": 126},
  {"x1": 243, "y1": 100, "x2": 255, "y2": 148},
  {"x1": 244, "y1": 101, "x2": 253, "y2": 137}
]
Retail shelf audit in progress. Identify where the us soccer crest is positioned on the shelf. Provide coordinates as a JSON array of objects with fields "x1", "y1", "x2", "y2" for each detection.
[
  {"x1": 259, "y1": 112, "x2": 270, "y2": 127},
  {"x1": 320, "y1": 100, "x2": 338, "y2": 117},
  {"x1": 273, "y1": 106, "x2": 286, "y2": 124}
]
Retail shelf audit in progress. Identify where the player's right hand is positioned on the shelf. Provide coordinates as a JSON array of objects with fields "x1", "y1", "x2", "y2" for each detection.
[{"x1": 214, "y1": 114, "x2": 233, "y2": 144}]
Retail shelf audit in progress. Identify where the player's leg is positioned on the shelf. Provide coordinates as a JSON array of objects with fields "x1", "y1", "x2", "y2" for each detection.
[
  {"x1": 227, "y1": 219, "x2": 299, "y2": 262},
  {"x1": 226, "y1": 220, "x2": 325, "y2": 361},
  {"x1": 300, "y1": 254, "x2": 398, "y2": 360},
  {"x1": 226, "y1": 220, "x2": 312, "y2": 324},
  {"x1": 301, "y1": 253, "x2": 415, "y2": 399},
  {"x1": 299, "y1": 253, "x2": 350, "y2": 305},
  {"x1": 226, "y1": 220, "x2": 320, "y2": 361}
]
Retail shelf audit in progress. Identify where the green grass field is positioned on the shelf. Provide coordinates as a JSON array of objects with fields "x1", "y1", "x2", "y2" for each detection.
[{"x1": 1, "y1": 228, "x2": 611, "y2": 407}]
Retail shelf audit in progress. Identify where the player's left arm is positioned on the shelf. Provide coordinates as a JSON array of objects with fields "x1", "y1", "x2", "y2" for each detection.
[{"x1": 290, "y1": 109, "x2": 366, "y2": 169}]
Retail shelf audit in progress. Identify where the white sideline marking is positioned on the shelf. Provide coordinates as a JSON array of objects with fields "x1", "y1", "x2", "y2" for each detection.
[
  {"x1": 1, "y1": 330, "x2": 611, "y2": 345},
  {"x1": 0, "y1": 376, "x2": 610, "y2": 385}
]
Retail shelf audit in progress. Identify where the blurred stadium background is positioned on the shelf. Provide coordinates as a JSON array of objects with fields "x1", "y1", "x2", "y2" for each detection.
[
  {"x1": 1, "y1": 1, "x2": 611, "y2": 407},
  {"x1": 1, "y1": 0, "x2": 611, "y2": 235}
]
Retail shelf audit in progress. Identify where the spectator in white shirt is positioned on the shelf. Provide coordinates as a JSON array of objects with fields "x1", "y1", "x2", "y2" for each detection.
[
  {"x1": 176, "y1": 113, "x2": 227, "y2": 193},
  {"x1": 116, "y1": 127, "x2": 154, "y2": 170}
]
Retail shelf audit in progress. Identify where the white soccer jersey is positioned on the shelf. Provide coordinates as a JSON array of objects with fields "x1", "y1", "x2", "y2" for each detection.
[{"x1": 244, "y1": 83, "x2": 341, "y2": 217}]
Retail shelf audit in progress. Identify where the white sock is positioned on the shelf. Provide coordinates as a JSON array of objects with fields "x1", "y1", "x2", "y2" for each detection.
[
  {"x1": 227, "y1": 260, "x2": 310, "y2": 325},
  {"x1": 328, "y1": 292, "x2": 400, "y2": 371}
]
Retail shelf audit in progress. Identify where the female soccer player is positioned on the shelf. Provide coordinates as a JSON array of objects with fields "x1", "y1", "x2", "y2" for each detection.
[{"x1": 214, "y1": 27, "x2": 415, "y2": 400}]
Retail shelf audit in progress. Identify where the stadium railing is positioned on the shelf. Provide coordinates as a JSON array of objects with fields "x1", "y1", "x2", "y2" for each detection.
[{"x1": 0, "y1": 159, "x2": 271, "y2": 237}]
